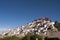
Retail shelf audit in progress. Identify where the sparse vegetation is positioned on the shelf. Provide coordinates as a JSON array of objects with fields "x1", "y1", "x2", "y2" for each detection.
[
  {"x1": 54, "y1": 21, "x2": 60, "y2": 31},
  {"x1": 0, "y1": 33, "x2": 43, "y2": 40},
  {"x1": 0, "y1": 36, "x2": 22, "y2": 40},
  {"x1": 0, "y1": 33, "x2": 60, "y2": 40},
  {"x1": 22, "y1": 32, "x2": 43, "y2": 40},
  {"x1": 45, "y1": 37, "x2": 60, "y2": 40},
  {"x1": 48, "y1": 26, "x2": 52, "y2": 30}
]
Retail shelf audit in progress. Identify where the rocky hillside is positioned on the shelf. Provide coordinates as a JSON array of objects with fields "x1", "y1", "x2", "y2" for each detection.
[{"x1": 1, "y1": 18, "x2": 60, "y2": 38}]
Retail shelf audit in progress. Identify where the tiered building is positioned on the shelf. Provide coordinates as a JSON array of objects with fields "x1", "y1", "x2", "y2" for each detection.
[{"x1": 2, "y1": 18, "x2": 58, "y2": 37}]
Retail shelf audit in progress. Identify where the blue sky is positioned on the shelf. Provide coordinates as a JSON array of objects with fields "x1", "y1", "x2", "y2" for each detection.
[{"x1": 0, "y1": 0, "x2": 60, "y2": 33}]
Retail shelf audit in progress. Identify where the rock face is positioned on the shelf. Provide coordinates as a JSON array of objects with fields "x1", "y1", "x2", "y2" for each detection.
[{"x1": 2, "y1": 18, "x2": 58, "y2": 37}]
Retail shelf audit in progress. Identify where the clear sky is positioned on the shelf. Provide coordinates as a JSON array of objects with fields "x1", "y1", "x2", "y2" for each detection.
[{"x1": 0, "y1": 0, "x2": 60, "y2": 33}]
